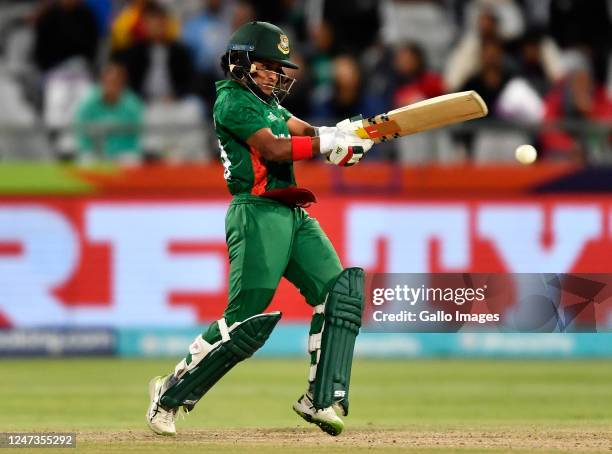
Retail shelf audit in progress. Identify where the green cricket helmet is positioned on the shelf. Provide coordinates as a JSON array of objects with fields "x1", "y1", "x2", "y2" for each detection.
[
  {"x1": 228, "y1": 21, "x2": 298, "y2": 69},
  {"x1": 223, "y1": 21, "x2": 298, "y2": 104}
]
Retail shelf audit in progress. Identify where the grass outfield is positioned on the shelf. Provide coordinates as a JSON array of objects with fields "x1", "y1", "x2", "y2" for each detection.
[{"x1": 1, "y1": 358, "x2": 611, "y2": 452}]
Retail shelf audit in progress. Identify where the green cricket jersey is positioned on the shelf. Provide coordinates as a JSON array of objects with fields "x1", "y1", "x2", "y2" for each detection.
[{"x1": 213, "y1": 80, "x2": 296, "y2": 196}]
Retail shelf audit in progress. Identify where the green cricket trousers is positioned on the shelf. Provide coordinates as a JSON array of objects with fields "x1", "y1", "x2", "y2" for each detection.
[{"x1": 201, "y1": 193, "x2": 343, "y2": 344}]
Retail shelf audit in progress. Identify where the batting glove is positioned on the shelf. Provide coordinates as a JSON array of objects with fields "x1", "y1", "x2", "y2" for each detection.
[
  {"x1": 324, "y1": 131, "x2": 373, "y2": 167},
  {"x1": 336, "y1": 115, "x2": 365, "y2": 136}
]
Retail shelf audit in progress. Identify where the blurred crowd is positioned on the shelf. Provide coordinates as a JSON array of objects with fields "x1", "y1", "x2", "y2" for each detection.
[{"x1": 0, "y1": 0, "x2": 610, "y2": 164}]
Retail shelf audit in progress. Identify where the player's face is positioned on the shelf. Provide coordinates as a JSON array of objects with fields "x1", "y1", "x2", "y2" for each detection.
[
  {"x1": 101, "y1": 64, "x2": 126, "y2": 102},
  {"x1": 251, "y1": 60, "x2": 283, "y2": 96}
]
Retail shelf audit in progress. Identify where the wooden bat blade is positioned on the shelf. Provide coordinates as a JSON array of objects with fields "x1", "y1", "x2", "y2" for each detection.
[{"x1": 357, "y1": 91, "x2": 488, "y2": 143}]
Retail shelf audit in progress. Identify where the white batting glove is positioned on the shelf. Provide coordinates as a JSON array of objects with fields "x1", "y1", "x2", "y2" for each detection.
[
  {"x1": 324, "y1": 131, "x2": 374, "y2": 167},
  {"x1": 318, "y1": 123, "x2": 370, "y2": 153},
  {"x1": 336, "y1": 116, "x2": 364, "y2": 137},
  {"x1": 318, "y1": 128, "x2": 339, "y2": 154},
  {"x1": 316, "y1": 126, "x2": 338, "y2": 137}
]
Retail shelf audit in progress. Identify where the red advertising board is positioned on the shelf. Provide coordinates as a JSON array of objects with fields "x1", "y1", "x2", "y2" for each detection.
[{"x1": 1, "y1": 194, "x2": 612, "y2": 327}]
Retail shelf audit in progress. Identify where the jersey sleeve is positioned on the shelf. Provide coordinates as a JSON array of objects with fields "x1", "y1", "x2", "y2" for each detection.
[
  {"x1": 278, "y1": 105, "x2": 292, "y2": 121},
  {"x1": 216, "y1": 95, "x2": 268, "y2": 142}
]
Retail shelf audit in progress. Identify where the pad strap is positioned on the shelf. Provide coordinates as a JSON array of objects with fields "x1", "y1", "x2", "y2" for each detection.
[
  {"x1": 217, "y1": 317, "x2": 230, "y2": 342},
  {"x1": 174, "y1": 335, "x2": 216, "y2": 379}
]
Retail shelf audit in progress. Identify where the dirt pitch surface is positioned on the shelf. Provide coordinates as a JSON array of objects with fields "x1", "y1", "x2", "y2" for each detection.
[
  {"x1": 77, "y1": 428, "x2": 612, "y2": 453},
  {"x1": 5, "y1": 359, "x2": 612, "y2": 453}
]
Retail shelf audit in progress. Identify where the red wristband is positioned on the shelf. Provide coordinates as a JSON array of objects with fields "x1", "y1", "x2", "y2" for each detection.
[{"x1": 291, "y1": 136, "x2": 313, "y2": 161}]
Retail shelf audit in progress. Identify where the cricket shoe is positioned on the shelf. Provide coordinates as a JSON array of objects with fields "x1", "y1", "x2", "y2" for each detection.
[
  {"x1": 292, "y1": 393, "x2": 345, "y2": 436},
  {"x1": 146, "y1": 375, "x2": 177, "y2": 436}
]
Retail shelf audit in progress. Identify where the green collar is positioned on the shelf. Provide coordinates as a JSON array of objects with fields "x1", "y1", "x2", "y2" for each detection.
[{"x1": 215, "y1": 79, "x2": 278, "y2": 107}]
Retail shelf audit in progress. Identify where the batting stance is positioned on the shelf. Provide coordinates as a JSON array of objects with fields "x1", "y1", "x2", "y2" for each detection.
[{"x1": 146, "y1": 21, "x2": 373, "y2": 437}]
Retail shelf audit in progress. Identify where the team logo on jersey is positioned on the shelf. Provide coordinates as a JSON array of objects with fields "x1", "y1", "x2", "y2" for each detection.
[
  {"x1": 267, "y1": 112, "x2": 278, "y2": 121},
  {"x1": 278, "y1": 34, "x2": 290, "y2": 55}
]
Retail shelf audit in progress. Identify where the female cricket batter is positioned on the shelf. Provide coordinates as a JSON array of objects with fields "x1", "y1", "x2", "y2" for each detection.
[{"x1": 147, "y1": 21, "x2": 373, "y2": 437}]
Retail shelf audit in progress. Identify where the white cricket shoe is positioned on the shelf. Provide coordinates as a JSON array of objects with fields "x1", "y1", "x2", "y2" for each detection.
[
  {"x1": 146, "y1": 375, "x2": 177, "y2": 436},
  {"x1": 292, "y1": 393, "x2": 345, "y2": 436}
]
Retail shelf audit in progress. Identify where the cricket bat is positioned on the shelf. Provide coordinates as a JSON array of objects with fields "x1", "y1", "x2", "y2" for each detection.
[{"x1": 354, "y1": 91, "x2": 488, "y2": 143}]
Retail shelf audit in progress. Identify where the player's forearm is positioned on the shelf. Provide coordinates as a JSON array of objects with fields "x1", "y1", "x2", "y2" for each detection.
[
  {"x1": 303, "y1": 126, "x2": 317, "y2": 137},
  {"x1": 287, "y1": 116, "x2": 317, "y2": 137},
  {"x1": 257, "y1": 137, "x2": 321, "y2": 162},
  {"x1": 247, "y1": 128, "x2": 321, "y2": 162}
]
